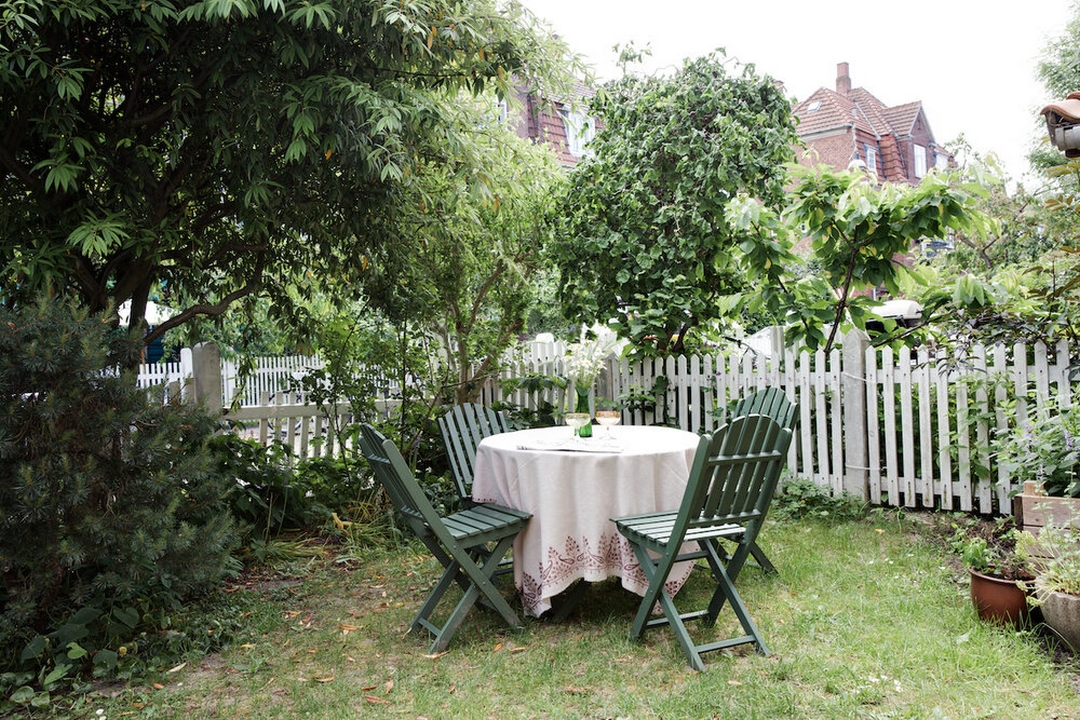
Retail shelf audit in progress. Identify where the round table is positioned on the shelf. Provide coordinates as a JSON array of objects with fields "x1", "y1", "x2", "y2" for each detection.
[{"x1": 472, "y1": 424, "x2": 701, "y2": 617}]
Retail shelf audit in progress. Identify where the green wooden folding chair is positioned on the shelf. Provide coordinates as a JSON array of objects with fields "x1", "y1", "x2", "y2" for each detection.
[
  {"x1": 731, "y1": 387, "x2": 798, "y2": 574},
  {"x1": 358, "y1": 423, "x2": 530, "y2": 654},
  {"x1": 612, "y1": 414, "x2": 791, "y2": 671},
  {"x1": 438, "y1": 402, "x2": 510, "y2": 504}
]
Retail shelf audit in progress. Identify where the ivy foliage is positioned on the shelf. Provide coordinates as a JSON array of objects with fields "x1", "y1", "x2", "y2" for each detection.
[
  {"x1": 550, "y1": 52, "x2": 799, "y2": 357},
  {"x1": 0, "y1": 0, "x2": 576, "y2": 342},
  {"x1": 0, "y1": 299, "x2": 239, "y2": 684}
]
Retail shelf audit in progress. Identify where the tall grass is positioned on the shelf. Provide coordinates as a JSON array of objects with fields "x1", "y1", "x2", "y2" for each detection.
[{"x1": 64, "y1": 514, "x2": 1078, "y2": 719}]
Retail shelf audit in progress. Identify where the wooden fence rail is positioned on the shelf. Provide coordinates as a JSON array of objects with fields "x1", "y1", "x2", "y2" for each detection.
[{"x1": 139, "y1": 336, "x2": 1079, "y2": 515}]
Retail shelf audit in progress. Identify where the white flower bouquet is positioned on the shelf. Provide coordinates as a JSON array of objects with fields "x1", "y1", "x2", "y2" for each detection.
[{"x1": 565, "y1": 326, "x2": 618, "y2": 388}]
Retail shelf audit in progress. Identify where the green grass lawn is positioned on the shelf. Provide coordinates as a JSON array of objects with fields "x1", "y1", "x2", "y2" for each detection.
[{"x1": 71, "y1": 513, "x2": 1079, "y2": 719}]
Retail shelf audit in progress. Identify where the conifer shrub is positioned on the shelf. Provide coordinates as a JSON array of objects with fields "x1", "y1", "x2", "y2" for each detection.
[{"x1": 0, "y1": 300, "x2": 239, "y2": 686}]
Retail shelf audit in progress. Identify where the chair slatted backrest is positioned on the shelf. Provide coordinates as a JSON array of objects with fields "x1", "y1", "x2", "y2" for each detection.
[
  {"x1": 733, "y1": 387, "x2": 797, "y2": 452},
  {"x1": 438, "y1": 403, "x2": 510, "y2": 501},
  {"x1": 676, "y1": 414, "x2": 789, "y2": 542},
  {"x1": 358, "y1": 423, "x2": 441, "y2": 537}
]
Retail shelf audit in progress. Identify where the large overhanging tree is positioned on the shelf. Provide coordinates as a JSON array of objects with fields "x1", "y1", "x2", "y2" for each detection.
[
  {"x1": 0, "y1": 0, "x2": 573, "y2": 343},
  {"x1": 549, "y1": 52, "x2": 800, "y2": 357}
]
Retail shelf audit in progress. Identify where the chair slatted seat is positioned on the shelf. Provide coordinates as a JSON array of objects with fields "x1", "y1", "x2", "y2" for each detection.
[
  {"x1": 438, "y1": 403, "x2": 510, "y2": 504},
  {"x1": 612, "y1": 414, "x2": 791, "y2": 671},
  {"x1": 358, "y1": 423, "x2": 530, "y2": 654},
  {"x1": 730, "y1": 387, "x2": 798, "y2": 574}
]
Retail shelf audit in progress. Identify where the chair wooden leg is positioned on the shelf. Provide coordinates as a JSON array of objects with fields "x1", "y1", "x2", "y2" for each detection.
[
  {"x1": 428, "y1": 584, "x2": 483, "y2": 653},
  {"x1": 749, "y1": 540, "x2": 777, "y2": 574},
  {"x1": 627, "y1": 541, "x2": 675, "y2": 640},
  {"x1": 628, "y1": 537, "x2": 768, "y2": 669},
  {"x1": 703, "y1": 561, "x2": 768, "y2": 656},
  {"x1": 629, "y1": 541, "x2": 708, "y2": 671},
  {"x1": 413, "y1": 558, "x2": 463, "y2": 636},
  {"x1": 414, "y1": 535, "x2": 523, "y2": 653}
]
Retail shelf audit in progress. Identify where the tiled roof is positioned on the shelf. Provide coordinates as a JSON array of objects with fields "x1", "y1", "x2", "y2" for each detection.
[
  {"x1": 882, "y1": 101, "x2": 923, "y2": 137},
  {"x1": 793, "y1": 64, "x2": 945, "y2": 185},
  {"x1": 798, "y1": 86, "x2": 915, "y2": 140},
  {"x1": 794, "y1": 88, "x2": 868, "y2": 136}
]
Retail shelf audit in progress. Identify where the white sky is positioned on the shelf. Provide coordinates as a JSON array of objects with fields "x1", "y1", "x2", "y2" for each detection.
[{"x1": 520, "y1": 0, "x2": 1077, "y2": 187}]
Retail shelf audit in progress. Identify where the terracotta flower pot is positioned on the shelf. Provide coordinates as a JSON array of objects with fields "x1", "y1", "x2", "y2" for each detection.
[
  {"x1": 1036, "y1": 580, "x2": 1080, "y2": 651},
  {"x1": 969, "y1": 569, "x2": 1030, "y2": 627}
]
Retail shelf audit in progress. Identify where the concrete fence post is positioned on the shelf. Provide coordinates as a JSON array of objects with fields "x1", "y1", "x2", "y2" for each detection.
[
  {"x1": 191, "y1": 342, "x2": 222, "y2": 409},
  {"x1": 842, "y1": 330, "x2": 870, "y2": 500}
]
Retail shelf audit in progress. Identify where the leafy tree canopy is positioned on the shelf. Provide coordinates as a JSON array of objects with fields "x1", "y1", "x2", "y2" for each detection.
[
  {"x1": 394, "y1": 111, "x2": 566, "y2": 403},
  {"x1": 0, "y1": 0, "x2": 576, "y2": 343},
  {"x1": 549, "y1": 52, "x2": 799, "y2": 357},
  {"x1": 730, "y1": 165, "x2": 997, "y2": 355}
]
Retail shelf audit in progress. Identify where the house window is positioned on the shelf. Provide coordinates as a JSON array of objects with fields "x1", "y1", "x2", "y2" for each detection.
[
  {"x1": 914, "y1": 144, "x2": 927, "y2": 178},
  {"x1": 864, "y1": 145, "x2": 877, "y2": 173},
  {"x1": 561, "y1": 110, "x2": 595, "y2": 157},
  {"x1": 935, "y1": 151, "x2": 949, "y2": 170},
  {"x1": 496, "y1": 99, "x2": 508, "y2": 124}
]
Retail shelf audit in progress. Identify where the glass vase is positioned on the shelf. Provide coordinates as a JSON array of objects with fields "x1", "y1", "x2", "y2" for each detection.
[{"x1": 574, "y1": 385, "x2": 592, "y2": 437}]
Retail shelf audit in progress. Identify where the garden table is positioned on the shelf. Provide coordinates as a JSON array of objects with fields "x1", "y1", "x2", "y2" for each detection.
[{"x1": 471, "y1": 424, "x2": 700, "y2": 617}]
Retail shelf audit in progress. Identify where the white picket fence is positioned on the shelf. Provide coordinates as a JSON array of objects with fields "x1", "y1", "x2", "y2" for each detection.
[
  {"x1": 138, "y1": 336, "x2": 1078, "y2": 514},
  {"x1": 135, "y1": 348, "x2": 192, "y2": 395},
  {"x1": 221, "y1": 354, "x2": 324, "y2": 407},
  {"x1": 481, "y1": 336, "x2": 1077, "y2": 515}
]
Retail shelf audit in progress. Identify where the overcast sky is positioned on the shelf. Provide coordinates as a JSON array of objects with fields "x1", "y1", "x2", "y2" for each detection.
[{"x1": 520, "y1": 0, "x2": 1077, "y2": 186}]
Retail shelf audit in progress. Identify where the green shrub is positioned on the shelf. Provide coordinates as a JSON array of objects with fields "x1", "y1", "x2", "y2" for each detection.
[
  {"x1": 995, "y1": 405, "x2": 1080, "y2": 497},
  {"x1": 771, "y1": 476, "x2": 868, "y2": 521},
  {"x1": 209, "y1": 433, "x2": 327, "y2": 544},
  {"x1": 0, "y1": 299, "x2": 240, "y2": 690}
]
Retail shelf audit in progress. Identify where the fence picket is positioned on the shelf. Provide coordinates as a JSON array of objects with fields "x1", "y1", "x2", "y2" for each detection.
[
  {"x1": 956, "y1": 372, "x2": 976, "y2": 511},
  {"x1": 898, "y1": 346, "x2": 916, "y2": 504},
  {"x1": 933, "y1": 353, "x2": 957, "y2": 510},
  {"x1": 915, "y1": 348, "x2": 933, "y2": 505},
  {"x1": 1056, "y1": 339, "x2": 1072, "y2": 408},
  {"x1": 866, "y1": 345, "x2": 883, "y2": 503},
  {"x1": 828, "y1": 347, "x2": 844, "y2": 494}
]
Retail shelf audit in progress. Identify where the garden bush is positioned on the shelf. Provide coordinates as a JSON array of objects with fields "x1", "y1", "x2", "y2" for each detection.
[{"x1": 0, "y1": 300, "x2": 239, "y2": 695}]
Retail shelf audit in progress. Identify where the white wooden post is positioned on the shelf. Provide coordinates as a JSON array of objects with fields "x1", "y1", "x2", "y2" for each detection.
[{"x1": 843, "y1": 330, "x2": 870, "y2": 500}]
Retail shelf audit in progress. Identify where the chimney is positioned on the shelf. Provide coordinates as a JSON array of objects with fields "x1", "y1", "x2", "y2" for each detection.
[{"x1": 836, "y1": 62, "x2": 851, "y2": 96}]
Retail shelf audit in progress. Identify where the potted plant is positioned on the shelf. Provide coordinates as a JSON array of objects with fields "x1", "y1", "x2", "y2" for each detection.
[
  {"x1": 1016, "y1": 517, "x2": 1080, "y2": 651},
  {"x1": 950, "y1": 518, "x2": 1032, "y2": 626},
  {"x1": 996, "y1": 405, "x2": 1080, "y2": 534}
]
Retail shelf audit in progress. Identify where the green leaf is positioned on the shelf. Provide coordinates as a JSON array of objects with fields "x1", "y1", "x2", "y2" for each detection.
[
  {"x1": 93, "y1": 649, "x2": 119, "y2": 671},
  {"x1": 20, "y1": 636, "x2": 46, "y2": 663},
  {"x1": 9, "y1": 686, "x2": 35, "y2": 705},
  {"x1": 42, "y1": 663, "x2": 71, "y2": 687},
  {"x1": 113, "y1": 606, "x2": 140, "y2": 630}
]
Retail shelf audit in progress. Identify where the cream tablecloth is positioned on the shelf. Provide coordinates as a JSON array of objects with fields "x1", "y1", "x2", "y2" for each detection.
[{"x1": 471, "y1": 425, "x2": 700, "y2": 617}]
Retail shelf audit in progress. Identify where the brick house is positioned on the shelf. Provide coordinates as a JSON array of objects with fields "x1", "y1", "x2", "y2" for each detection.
[
  {"x1": 506, "y1": 80, "x2": 598, "y2": 167},
  {"x1": 793, "y1": 62, "x2": 953, "y2": 184}
]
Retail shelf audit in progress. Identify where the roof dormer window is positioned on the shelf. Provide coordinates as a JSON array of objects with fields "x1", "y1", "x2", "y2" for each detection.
[
  {"x1": 561, "y1": 109, "x2": 595, "y2": 158},
  {"x1": 914, "y1": 144, "x2": 927, "y2": 178}
]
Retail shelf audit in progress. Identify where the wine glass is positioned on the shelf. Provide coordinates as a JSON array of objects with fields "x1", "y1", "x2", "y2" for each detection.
[
  {"x1": 564, "y1": 412, "x2": 591, "y2": 438},
  {"x1": 594, "y1": 409, "x2": 621, "y2": 438}
]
